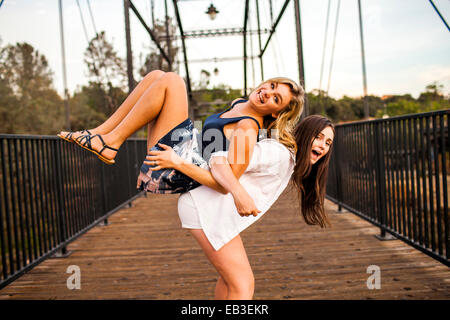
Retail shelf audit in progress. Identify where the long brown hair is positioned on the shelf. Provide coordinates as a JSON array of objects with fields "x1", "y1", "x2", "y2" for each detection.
[{"x1": 291, "y1": 115, "x2": 335, "y2": 228}]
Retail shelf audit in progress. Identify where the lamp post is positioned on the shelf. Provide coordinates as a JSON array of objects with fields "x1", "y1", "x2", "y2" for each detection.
[{"x1": 205, "y1": 3, "x2": 219, "y2": 20}]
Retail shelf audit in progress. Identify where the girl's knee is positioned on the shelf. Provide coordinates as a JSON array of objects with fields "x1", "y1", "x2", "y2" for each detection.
[
  {"x1": 162, "y1": 72, "x2": 185, "y2": 86},
  {"x1": 143, "y1": 70, "x2": 165, "y2": 83},
  {"x1": 228, "y1": 274, "x2": 254, "y2": 298}
]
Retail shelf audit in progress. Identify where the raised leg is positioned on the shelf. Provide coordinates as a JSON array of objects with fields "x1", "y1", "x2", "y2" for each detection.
[
  {"x1": 189, "y1": 229, "x2": 255, "y2": 300},
  {"x1": 91, "y1": 70, "x2": 166, "y2": 135},
  {"x1": 60, "y1": 70, "x2": 165, "y2": 140},
  {"x1": 80, "y1": 72, "x2": 189, "y2": 161}
]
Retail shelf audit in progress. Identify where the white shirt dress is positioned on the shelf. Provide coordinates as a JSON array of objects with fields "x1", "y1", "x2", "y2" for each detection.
[{"x1": 177, "y1": 138, "x2": 295, "y2": 251}]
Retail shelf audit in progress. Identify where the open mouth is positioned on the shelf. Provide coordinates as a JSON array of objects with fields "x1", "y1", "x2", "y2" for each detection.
[
  {"x1": 311, "y1": 149, "x2": 322, "y2": 159},
  {"x1": 258, "y1": 91, "x2": 264, "y2": 103}
]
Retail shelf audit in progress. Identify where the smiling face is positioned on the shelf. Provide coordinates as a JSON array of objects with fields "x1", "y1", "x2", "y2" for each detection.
[
  {"x1": 249, "y1": 81, "x2": 293, "y2": 117},
  {"x1": 310, "y1": 126, "x2": 334, "y2": 165}
]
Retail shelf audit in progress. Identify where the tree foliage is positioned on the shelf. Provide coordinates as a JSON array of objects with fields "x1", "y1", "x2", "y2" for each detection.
[
  {"x1": 0, "y1": 37, "x2": 447, "y2": 135},
  {"x1": 306, "y1": 85, "x2": 449, "y2": 123},
  {"x1": 138, "y1": 18, "x2": 179, "y2": 78},
  {"x1": 0, "y1": 42, "x2": 64, "y2": 134},
  {"x1": 84, "y1": 31, "x2": 127, "y2": 91}
]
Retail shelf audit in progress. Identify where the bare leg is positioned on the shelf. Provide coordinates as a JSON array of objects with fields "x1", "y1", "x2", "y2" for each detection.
[
  {"x1": 189, "y1": 229, "x2": 255, "y2": 300},
  {"x1": 81, "y1": 72, "x2": 189, "y2": 161},
  {"x1": 60, "y1": 70, "x2": 165, "y2": 139},
  {"x1": 215, "y1": 276, "x2": 229, "y2": 300},
  {"x1": 91, "y1": 70, "x2": 166, "y2": 135},
  {"x1": 147, "y1": 119, "x2": 156, "y2": 151}
]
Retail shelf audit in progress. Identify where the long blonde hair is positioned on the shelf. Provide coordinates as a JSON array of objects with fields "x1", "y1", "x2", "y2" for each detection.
[{"x1": 259, "y1": 77, "x2": 305, "y2": 153}]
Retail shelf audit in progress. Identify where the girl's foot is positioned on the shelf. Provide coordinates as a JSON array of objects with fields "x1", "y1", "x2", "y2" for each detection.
[
  {"x1": 58, "y1": 129, "x2": 93, "y2": 143},
  {"x1": 71, "y1": 129, "x2": 95, "y2": 143},
  {"x1": 76, "y1": 133, "x2": 119, "y2": 165}
]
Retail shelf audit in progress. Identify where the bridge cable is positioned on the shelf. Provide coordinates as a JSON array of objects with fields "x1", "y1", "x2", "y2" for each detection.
[
  {"x1": 76, "y1": 0, "x2": 91, "y2": 44},
  {"x1": 326, "y1": 0, "x2": 341, "y2": 95},
  {"x1": 76, "y1": 0, "x2": 113, "y2": 91},
  {"x1": 249, "y1": 6, "x2": 256, "y2": 89},
  {"x1": 319, "y1": 0, "x2": 331, "y2": 92},
  {"x1": 86, "y1": 0, "x2": 98, "y2": 35},
  {"x1": 428, "y1": 0, "x2": 450, "y2": 32},
  {"x1": 262, "y1": 0, "x2": 280, "y2": 75},
  {"x1": 84, "y1": 0, "x2": 112, "y2": 85}
]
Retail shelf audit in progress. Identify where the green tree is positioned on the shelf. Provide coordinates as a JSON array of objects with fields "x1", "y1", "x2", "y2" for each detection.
[
  {"x1": 84, "y1": 31, "x2": 127, "y2": 90},
  {"x1": 191, "y1": 84, "x2": 242, "y2": 122},
  {"x1": 138, "y1": 18, "x2": 179, "y2": 77},
  {"x1": 82, "y1": 32, "x2": 128, "y2": 119},
  {"x1": 379, "y1": 99, "x2": 423, "y2": 117},
  {"x1": 0, "y1": 42, "x2": 64, "y2": 134},
  {"x1": 0, "y1": 77, "x2": 20, "y2": 133},
  {"x1": 377, "y1": 82, "x2": 449, "y2": 118},
  {"x1": 418, "y1": 81, "x2": 445, "y2": 102}
]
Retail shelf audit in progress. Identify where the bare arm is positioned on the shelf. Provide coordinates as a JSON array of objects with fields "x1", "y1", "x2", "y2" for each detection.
[
  {"x1": 141, "y1": 119, "x2": 261, "y2": 216},
  {"x1": 206, "y1": 118, "x2": 261, "y2": 216},
  {"x1": 142, "y1": 144, "x2": 228, "y2": 194},
  {"x1": 175, "y1": 158, "x2": 228, "y2": 194},
  {"x1": 210, "y1": 156, "x2": 260, "y2": 217},
  {"x1": 225, "y1": 118, "x2": 259, "y2": 179}
]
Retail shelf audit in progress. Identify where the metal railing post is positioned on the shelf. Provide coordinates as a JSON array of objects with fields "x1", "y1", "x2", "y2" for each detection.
[
  {"x1": 334, "y1": 128, "x2": 343, "y2": 212},
  {"x1": 374, "y1": 121, "x2": 395, "y2": 241},
  {"x1": 99, "y1": 160, "x2": 109, "y2": 226},
  {"x1": 53, "y1": 140, "x2": 72, "y2": 257}
]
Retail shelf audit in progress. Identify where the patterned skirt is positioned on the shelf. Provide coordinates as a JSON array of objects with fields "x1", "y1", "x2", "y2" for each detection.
[{"x1": 137, "y1": 118, "x2": 208, "y2": 194}]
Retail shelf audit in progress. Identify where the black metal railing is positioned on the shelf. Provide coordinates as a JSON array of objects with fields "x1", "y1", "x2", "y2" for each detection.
[
  {"x1": 0, "y1": 135, "x2": 147, "y2": 289},
  {"x1": 326, "y1": 110, "x2": 449, "y2": 266}
]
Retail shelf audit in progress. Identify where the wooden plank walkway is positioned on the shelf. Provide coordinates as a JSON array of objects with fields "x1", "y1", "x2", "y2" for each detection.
[{"x1": 0, "y1": 186, "x2": 449, "y2": 300}]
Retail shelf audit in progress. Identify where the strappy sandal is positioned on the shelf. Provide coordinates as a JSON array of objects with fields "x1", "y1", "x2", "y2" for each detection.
[
  {"x1": 73, "y1": 130, "x2": 92, "y2": 144},
  {"x1": 57, "y1": 131, "x2": 75, "y2": 143},
  {"x1": 57, "y1": 129, "x2": 91, "y2": 143},
  {"x1": 76, "y1": 134, "x2": 118, "y2": 165}
]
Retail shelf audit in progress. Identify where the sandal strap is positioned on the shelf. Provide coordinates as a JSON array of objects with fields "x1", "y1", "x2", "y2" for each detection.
[
  {"x1": 64, "y1": 132, "x2": 73, "y2": 139},
  {"x1": 74, "y1": 130, "x2": 92, "y2": 143},
  {"x1": 78, "y1": 133, "x2": 118, "y2": 157},
  {"x1": 78, "y1": 134, "x2": 91, "y2": 147},
  {"x1": 90, "y1": 134, "x2": 119, "y2": 155}
]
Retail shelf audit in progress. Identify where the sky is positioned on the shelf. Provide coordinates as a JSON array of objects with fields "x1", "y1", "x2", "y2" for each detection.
[{"x1": 0, "y1": 0, "x2": 449, "y2": 99}]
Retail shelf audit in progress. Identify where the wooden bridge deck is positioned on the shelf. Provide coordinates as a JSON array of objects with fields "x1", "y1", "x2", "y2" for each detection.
[{"x1": 0, "y1": 186, "x2": 449, "y2": 300}]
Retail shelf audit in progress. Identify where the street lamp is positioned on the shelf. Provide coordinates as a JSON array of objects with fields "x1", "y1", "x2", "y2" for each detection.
[{"x1": 205, "y1": 3, "x2": 219, "y2": 20}]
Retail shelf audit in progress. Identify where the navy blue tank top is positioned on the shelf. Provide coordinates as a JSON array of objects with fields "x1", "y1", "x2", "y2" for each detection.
[{"x1": 201, "y1": 99, "x2": 261, "y2": 163}]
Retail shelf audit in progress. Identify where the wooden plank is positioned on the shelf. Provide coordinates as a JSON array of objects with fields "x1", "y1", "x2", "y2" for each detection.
[{"x1": 0, "y1": 187, "x2": 448, "y2": 300}]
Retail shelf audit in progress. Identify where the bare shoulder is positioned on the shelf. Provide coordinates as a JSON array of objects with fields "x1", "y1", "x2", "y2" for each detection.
[
  {"x1": 235, "y1": 118, "x2": 259, "y2": 131},
  {"x1": 231, "y1": 98, "x2": 243, "y2": 105}
]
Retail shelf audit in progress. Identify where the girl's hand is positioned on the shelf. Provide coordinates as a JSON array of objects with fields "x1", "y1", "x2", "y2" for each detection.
[
  {"x1": 144, "y1": 143, "x2": 184, "y2": 171},
  {"x1": 231, "y1": 185, "x2": 261, "y2": 217}
]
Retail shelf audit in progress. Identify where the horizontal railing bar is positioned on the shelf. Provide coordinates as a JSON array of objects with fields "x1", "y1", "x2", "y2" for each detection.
[{"x1": 335, "y1": 109, "x2": 449, "y2": 128}]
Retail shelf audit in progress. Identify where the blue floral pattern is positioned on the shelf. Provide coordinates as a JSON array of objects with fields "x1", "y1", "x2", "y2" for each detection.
[{"x1": 138, "y1": 118, "x2": 208, "y2": 194}]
